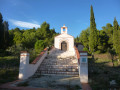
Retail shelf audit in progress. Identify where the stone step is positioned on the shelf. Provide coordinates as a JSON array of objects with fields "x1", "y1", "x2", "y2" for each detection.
[
  {"x1": 43, "y1": 58, "x2": 77, "y2": 60},
  {"x1": 39, "y1": 64, "x2": 78, "y2": 67},
  {"x1": 42, "y1": 61, "x2": 78, "y2": 64},
  {"x1": 38, "y1": 67, "x2": 78, "y2": 71},
  {"x1": 35, "y1": 71, "x2": 79, "y2": 75},
  {"x1": 32, "y1": 50, "x2": 79, "y2": 78},
  {"x1": 42, "y1": 60, "x2": 78, "y2": 62},
  {"x1": 38, "y1": 68, "x2": 78, "y2": 72},
  {"x1": 41, "y1": 62, "x2": 78, "y2": 65},
  {"x1": 32, "y1": 74, "x2": 79, "y2": 78},
  {"x1": 43, "y1": 58, "x2": 76, "y2": 60}
]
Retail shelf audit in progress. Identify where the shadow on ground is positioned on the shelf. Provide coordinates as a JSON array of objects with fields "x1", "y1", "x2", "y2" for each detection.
[{"x1": 88, "y1": 55, "x2": 120, "y2": 90}]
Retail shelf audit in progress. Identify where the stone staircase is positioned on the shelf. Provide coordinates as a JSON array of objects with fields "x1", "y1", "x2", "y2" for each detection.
[{"x1": 32, "y1": 49, "x2": 79, "y2": 78}]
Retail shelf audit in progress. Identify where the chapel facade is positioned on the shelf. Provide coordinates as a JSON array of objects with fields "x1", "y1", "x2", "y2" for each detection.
[{"x1": 54, "y1": 25, "x2": 74, "y2": 52}]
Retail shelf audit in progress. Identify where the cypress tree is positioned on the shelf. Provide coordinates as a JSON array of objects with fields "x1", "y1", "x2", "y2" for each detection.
[
  {"x1": 0, "y1": 13, "x2": 4, "y2": 49},
  {"x1": 113, "y1": 17, "x2": 120, "y2": 59},
  {"x1": 89, "y1": 5, "x2": 98, "y2": 53},
  {"x1": 3, "y1": 21, "x2": 9, "y2": 48}
]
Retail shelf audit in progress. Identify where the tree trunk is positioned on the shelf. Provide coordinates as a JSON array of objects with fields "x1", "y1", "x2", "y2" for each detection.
[
  {"x1": 92, "y1": 52, "x2": 94, "y2": 60},
  {"x1": 112, "y1": 59, "x2": 114, "y2": 67}
]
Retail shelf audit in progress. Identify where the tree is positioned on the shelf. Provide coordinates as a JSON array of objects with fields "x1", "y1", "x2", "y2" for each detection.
[
  {"x1": 35, "y1": 40, "x2": 45, "y2": 53},
  {"x1": 3, "y1": 21, "x2": 9, "y2": 48},
  {"x1": 75, "y1": 36, "x2": 80, "y2": 43},
  {"x1": 22, "y1": 31, "x2": 37, "y2": 49},
  {"x1": 36, "y1": 22, "x2": 50, "y2": 40},
  {"x1": 102, "y1": 23, "x2": 113, "y2": 48},
  {"x1": 97, "y1": 30, "x2": 109, "y2": 53},
  {"x1": 8, "y1": 30, "x2": 14, "y2": 46},
  {"x1": 0, "y1": 13, "x2": 4, "y2": 49},
  {"x1": 13, "y1": 31, "x2": 22, "y2": 46},
  {"x1": 113, "y1": 17, "x2": 120, "y2": 59},
  {"x1": 89, "y1": 5, "x2": 98, "y2": 54},
  {"x1": 79, "y1": 27, "x2": 90, "y2": 49},
  {"x1": 108, "y1": 48, "x2": 117, "y2": 67}
]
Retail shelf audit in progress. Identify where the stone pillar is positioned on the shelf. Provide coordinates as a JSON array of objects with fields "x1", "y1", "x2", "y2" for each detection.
[
  {"x1": 79, "y1": 51, "x2": 88, "y2": 83},
  {"x1": 19, "y1": 51, "x2": 29, "y2": 80}
]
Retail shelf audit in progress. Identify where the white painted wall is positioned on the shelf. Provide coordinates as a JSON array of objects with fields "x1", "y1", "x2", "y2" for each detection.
[
  {"x1": 54, "y1": 33, "x2": 74, "y2": 52},
  {"x1": 19, "y1": 49, "x2": 51, "y2": 80},
  {"x1": 79, "y1": 53, "x2": 88, "y2": 83},
  {"x1": 19, "y1": 52, "x2": 29, "y2": 79}
]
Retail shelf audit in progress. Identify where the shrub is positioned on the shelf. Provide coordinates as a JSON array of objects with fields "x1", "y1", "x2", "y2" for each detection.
[
  {"x1": 83, "y1": 47, "x2": 89, "y2": 51},
  {"x1": 113, "y1": 60, "x2": 118, "y2": 66},
  {"x1": 17, "y1": 81, "x2": 29, "y2": 87},
  {"x1": 35, "y1": 40, "x2": 45, "y2": 54}
]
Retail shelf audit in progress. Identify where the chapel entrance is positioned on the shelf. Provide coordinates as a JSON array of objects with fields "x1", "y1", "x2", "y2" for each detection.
[{"x1": 61, "y1": 41, "x2": 67, "y2": 51}]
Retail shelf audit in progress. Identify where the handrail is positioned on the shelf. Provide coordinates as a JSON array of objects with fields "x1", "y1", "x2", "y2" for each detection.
[{"x1": 74, "y1": 46, "x2": 80, "y2": 60}]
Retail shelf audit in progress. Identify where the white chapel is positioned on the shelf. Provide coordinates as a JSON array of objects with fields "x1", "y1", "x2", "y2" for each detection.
[{"x1": 54, "y1": 25, "x2": 74, "y2": 52}]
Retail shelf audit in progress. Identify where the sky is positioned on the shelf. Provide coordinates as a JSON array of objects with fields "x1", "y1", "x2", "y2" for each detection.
[{"x1": 0, "y1": 0, "x2": 120, "y2": 37}]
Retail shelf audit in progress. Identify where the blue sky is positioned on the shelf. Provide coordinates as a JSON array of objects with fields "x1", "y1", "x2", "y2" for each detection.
[{"x1": 0, "y1": 0, "x2": 120, "y2": 37}]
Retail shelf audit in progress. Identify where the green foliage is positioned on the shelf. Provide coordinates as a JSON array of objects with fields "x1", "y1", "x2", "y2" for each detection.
[
  {"x1": 103, "y1": 23, "x2": 113, "y2": 45},
  {"x1": 22, "y1": 31, "x2": 36, "y2": 49},
  {"x1": 75, "y1": 36, "x2": 80, "y2": 43},
  {"x1": 17, "y1": 81, "x2": 29, "y2": 87},
  {"x1": 83, "y1": 47, "x2": 89, "y2": 51},
  {"x1": 29, "y1": 49, "x2": 37, "y2": 63},
  {"x1": 13, "y1": 31, "x2": 23, "y2": 45},
  {"x1": 108, "y1": 48, "x2": 117, "y2": 67},
  {"x1": 7, "y1": 21, "x2": 56, "y2": 53},
  {"x1": 0, "y1": 56, "x2": 19, "y2": 84},
  {"x1": 3, "y1": 21, "x2": 9, "y2": 48},
  {"x1": 36, "y1": 22, "x2": 50, "y2": 39},
  {"x1": 80, "y1": 27, "x2": 90, "y2": 48},
  {"x1": 0, "y1": 69, "x2": 19, "y2": 84},
  {"x1": 0, "y1": 13, "x2": 4, "y2": 49},
  {"x1": 0, "y1": 13, "x2": 9, "y2": 50},
  {"x1": 35, "y1": 40, "x2": 45, "y2": 53},
  {"x1": 89, "y1": 5, "x2": 98, "y2": 53},
  {"x1": 113, "y1": 18, "x2": 120, "y2": 59},
  {"x1": 75, "y1": 6, "x2": 120, "y2": 58},
  {"x1": 97, "y1": 30, "x2": 109, "y2": 53}
]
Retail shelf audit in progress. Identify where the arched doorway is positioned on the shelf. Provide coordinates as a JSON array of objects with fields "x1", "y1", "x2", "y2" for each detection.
[{"x1": 61, "y1": 41, "x2": 67, "y2": 51}]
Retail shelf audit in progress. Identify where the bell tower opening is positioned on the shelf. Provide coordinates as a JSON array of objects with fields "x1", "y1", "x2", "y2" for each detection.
[{"x1": 61, "y1": 24, "x2": 67, "y2": 34}]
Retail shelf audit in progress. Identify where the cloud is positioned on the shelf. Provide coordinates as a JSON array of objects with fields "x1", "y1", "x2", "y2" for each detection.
[{"x1": 9, "y1": 19, "x2": 40, "y2": 28}]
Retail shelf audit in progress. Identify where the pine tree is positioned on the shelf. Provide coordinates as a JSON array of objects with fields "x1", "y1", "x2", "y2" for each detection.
[{"x1": 89, "y1": 5, "x2": 98, "y2": 53}]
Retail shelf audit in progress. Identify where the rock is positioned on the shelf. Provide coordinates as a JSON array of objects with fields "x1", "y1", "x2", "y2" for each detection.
[{"x1": 110, "y1": 80, "x2": 116, "y2": 86}]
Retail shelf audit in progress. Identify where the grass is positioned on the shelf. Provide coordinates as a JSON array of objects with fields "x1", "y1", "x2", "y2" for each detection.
[
  {"x1": 0, "y1": 56, "x2": 19, "y2": 68},
  {"x1": 88, "y1": 53, "x2": 120, "y2": 89},
  {"x1": 0, "y1": 56, "x2": 19, "y2": 85}
]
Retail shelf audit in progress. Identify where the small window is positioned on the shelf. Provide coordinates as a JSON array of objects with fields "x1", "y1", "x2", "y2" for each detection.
[{"x1": 82, "y1": 58, "x2": 87, "y2": 63}]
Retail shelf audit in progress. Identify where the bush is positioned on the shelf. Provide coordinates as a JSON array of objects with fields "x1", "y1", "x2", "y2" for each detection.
[
  {"x1": 0, "y1": 69, "x2": 19, "y2": 84},
  {"x1": 17, "y1": 81, "x2": 29, "y2": 87},
  {"x1": 29, "y1": 49, "x2": 38, "y2": 63},
  {"x1": 113, "y1": 60, "x2": 118, "y2": 66},
  {"x1": 94, "y1": 50, "x2": 101, "y2": 54},
  {"x1": 35, "y1": 40, "x2": 45, "y2": 54},
  {"x1": 83, "y1": 47, "x2": 89, "y2": 51}
]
